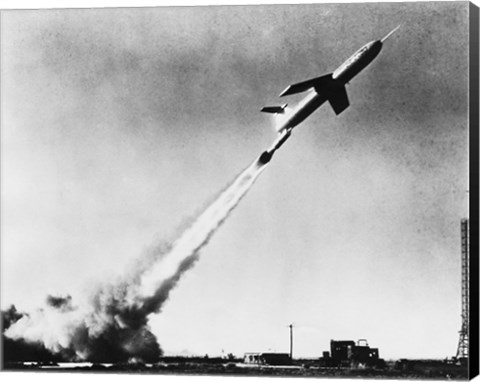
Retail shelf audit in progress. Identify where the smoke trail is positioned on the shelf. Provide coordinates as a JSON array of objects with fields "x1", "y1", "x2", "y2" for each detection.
[
  {"x1": 137, "y1": 158, "x2": 267, "y2": 306},
  {"x1": 4, "y1": 158, "x2": 268, "y2": 363}
]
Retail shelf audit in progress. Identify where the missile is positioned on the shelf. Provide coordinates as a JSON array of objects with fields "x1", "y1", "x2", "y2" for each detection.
[{"x1": 260, "y1": 26, "x2": 400, "y2": 136}]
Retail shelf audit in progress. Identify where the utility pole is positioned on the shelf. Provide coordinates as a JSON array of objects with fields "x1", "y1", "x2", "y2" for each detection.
[{"x1": 289, "y1": 324, "x2": 293, "y2": 360}]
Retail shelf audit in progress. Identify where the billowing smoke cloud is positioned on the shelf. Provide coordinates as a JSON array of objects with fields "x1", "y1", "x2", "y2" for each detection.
[
  {"x1": 4, "y1": 158, "x2": 267, "y2": 363},
  {"x1": 2, "y1": 304, "x2": 62, "y2": 363}
]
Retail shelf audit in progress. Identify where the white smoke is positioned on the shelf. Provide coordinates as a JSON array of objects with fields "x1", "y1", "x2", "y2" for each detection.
[
  {"x1": 137, "y1": 159, "x2": 266, "y2": 298},
  {"x1": 4, "y1": 157, "x2": 268, "y2": 362}
]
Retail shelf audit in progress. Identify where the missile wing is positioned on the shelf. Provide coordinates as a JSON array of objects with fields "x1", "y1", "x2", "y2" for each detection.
[
  {"x1": 278, "y1": 73, "x2": 350, "y2": 116},
  {"x1": 279, "y1": 73, "x2": 333, "y2": 97}
]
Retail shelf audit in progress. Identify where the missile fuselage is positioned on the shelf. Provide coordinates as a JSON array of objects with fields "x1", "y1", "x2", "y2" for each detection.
[
  {"x1": 276, "y1": 40, "x2": 383, "y2": 134},
  {"x1": 332, "y1": 41, "x2": 382, "y2": 84},
  {"x1": 259, "y1": 27, "x2": 399, "y2": 163}
]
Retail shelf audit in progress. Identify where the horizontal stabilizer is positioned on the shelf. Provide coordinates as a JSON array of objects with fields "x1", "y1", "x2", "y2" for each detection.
[
  {"x1": 280, "y1": 73, "x2": 333, "y2": 97},
  {"x1": 261, "y1": 104, "x2": 288, "y2": 114},
  {"x1": 327, "y1": 84, "x2": 350, "y2": 115}
]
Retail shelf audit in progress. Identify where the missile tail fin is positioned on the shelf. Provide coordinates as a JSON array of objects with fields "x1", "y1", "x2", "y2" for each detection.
[
  {"x1": 261, "y1": 104, "x2": 288, "y2": 114},
  {"x1": 327, "y1": 84, "x2": 350, "y2": 115}
]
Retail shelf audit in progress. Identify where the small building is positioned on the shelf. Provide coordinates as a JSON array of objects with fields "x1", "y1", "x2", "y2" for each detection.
[
  {"x1": 320, "y1": 339, "x2": 383, "y2": 368},
  {"x1": 244, "y1": 352, "x2": 291, "y2": 366}
]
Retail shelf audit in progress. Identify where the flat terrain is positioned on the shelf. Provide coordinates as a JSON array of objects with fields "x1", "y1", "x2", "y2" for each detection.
[{"x1": 3, "y1": 359, "x2": 469, "y2": 379}]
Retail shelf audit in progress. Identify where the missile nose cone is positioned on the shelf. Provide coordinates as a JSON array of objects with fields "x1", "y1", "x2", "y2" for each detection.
[{"x1": 381, "y1": 25, "x2": 400, "y2": 43}]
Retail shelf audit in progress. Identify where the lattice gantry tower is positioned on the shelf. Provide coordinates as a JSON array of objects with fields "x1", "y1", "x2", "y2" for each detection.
[{"x1": 456, "y1": 218, "x2": 469, "y2": 359}]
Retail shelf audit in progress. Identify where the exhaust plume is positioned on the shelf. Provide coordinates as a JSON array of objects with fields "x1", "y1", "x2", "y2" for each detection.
[{"x1": 4, "y1": 157, "x2": 268, "y2": 363}]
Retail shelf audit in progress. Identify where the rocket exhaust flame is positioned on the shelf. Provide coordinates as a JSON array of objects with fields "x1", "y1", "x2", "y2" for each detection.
[{"x1": 4, "y1": 157, "x2": 268, "y2": 363}]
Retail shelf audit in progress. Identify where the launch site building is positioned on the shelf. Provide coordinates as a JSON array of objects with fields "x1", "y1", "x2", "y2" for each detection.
[{"x1": 319, "y1": 339, "x2": 384, "y2": 368}]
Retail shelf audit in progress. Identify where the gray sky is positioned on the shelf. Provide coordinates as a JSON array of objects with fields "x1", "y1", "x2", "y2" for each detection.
[{"x1": 1, "y1": 2, "x2": 470, "y2": 359}]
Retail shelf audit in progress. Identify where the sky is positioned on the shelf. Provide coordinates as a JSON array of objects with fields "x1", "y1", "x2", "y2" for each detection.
[{"x1": 1, "y1": 1, "x2": 471, "y2": 360}]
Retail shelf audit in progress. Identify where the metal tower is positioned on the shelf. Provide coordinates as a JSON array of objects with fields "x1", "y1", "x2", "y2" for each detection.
[{"x1": 456, "y1": 218, "x2": 469, "y2": 359}]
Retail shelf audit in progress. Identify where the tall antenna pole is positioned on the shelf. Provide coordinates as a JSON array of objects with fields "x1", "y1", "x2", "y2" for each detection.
[
  {"x1": 289, "y1": 324, "x2": 293, "y2": 360},
  {"x1": 456, "y1": 218, "x2": 469, "y2": 360}
]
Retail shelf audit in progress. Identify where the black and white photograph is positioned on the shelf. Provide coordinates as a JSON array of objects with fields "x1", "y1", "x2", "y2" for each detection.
[{"x1": 1, "y1": 1, "x2": 478, "y2": 379}]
